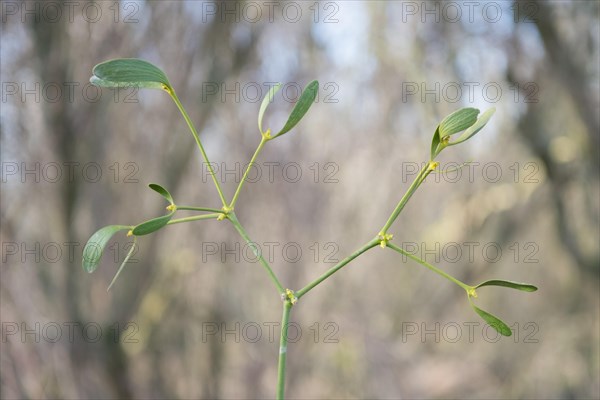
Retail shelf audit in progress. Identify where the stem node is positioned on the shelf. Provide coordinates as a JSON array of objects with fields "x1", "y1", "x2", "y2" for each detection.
[
  {"x1": 282, "y1": 288, "x2": 298, "y2": 305},
  {"x1": 218, "y1": 205, "x2": 234, "y2": 220},
  {"x1": 377, "y1": 232, "x2": 394, "y2": 248}
]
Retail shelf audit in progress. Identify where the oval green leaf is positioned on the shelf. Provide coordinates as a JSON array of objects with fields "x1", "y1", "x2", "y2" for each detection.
[
  {"x1": 476, "y1": 279, "x2": 538, "y2": 292},
  {"x1": 258, "y1": 83, "x2": 282, "y2": 135},
  {"x1": 131, "y1": 212, "x2": 174, "y2": 236},
  {"x1": 82, "y1": 225, "x2": 131, "y2": 273},
  {"x1": 452, "y1": 107, "x2": 496, "y2": 145},
  {"x1": 90, "y1": 58, "x2": 171, "y2": 91},
  {"x1": 439, "y1": 108, "x2": 479, "y2": 137},
  {"x1": 107, "y1": 239, "x2": 137, "y2": 292},
  {"x1": 472, "y1": 304, "x2": 512, "y2": 336},
  {"x1": 149, "y1": 183, "x2": 174, "y2": 204},
  {"x1": 274, "y1": 80, "x2": 319, "y2": 138}
]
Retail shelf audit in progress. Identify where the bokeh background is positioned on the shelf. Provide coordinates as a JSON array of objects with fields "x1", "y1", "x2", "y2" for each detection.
[{"x1": 1, "y1": 1, "x2": 599, "y2": 399}]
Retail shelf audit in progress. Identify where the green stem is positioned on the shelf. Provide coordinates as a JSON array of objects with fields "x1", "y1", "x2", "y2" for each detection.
[
  {"x1": 386, "y1": 242, "x2": 471, "y2": 291},
  {"x1": 296, "y1": 237, "x2": 380, "y2": 299},
  {"x1": 169, "y1": 90, "x2": 228, "y2": 207},
  {"x1": 176, "y1": 206, "x2": 224, "y2": 213},
  {"x1": 230, "y1": 137, "x2": 267, "y2": 209},
  {"x1": 167, "y1": 213, "x2": 221, "y2": 226},
  {"x1": 379, "y1": 163, "x2": 432, "y2": 235},
  {"x1": 276, "y1": 300, "x2": 292, "y2": 400},
  {"x1": 227, "y1": 213, "x2": 285, "y2": 295}
]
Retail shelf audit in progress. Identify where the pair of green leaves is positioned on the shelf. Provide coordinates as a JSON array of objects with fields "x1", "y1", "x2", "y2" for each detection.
[
  {"x1": 258, "y1": 81, "x2": 319, "y2": 139},
  {"x1": 91, "y1": 58, "x2": 319, "y2": 140},
  {"x1": 82, "y1": 184, "x2": 175, "y2": 290},
  {"x1": 468, "y1": 279, "x2": 538, "y2": 336},
  {"x1": 431, "y1": 107, "x2": 496, "y2": 160},
  {"x1": 132, "y1": 184, "x2": 175, "y2": 235}
]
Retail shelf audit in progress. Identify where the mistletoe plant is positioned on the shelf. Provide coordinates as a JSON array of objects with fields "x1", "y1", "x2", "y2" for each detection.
[{"x1": 83, "y1": 59, "x2": 537, "y2": 398}]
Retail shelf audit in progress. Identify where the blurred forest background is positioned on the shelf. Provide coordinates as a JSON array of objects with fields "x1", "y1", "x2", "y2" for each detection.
[{"x1": 1, "y1": 1, "x2": 599, "y2": 399}]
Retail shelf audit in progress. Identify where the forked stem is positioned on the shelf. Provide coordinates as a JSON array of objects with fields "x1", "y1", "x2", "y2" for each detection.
[
  {"x1": 169, "y1": 90, "x2": 228, "y2": 207},
  {"x1": 276, "y1": 300, "x2": 293, "y2": 399},
  {"x1": 227, "y1": 212, "x2": 285, "y2": 295},
  {"x1": 167, "y1": 213, "x2": 222, "y2": 225},
  {"x1": 230, "y1": 136, "x2": 268, "y2": 209},
  {"x1": 176, "y1": 206, "x2": 224, "y2": 213},
  {"x1": 379, "y1": 162, "x2": 433, "y2": 235},
  {"x1": 296, "y1": 237, "x2": 380, "y2": 299},
  {"x1": 387, "y1": 242, "x2": 471, "y2": 291}
]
